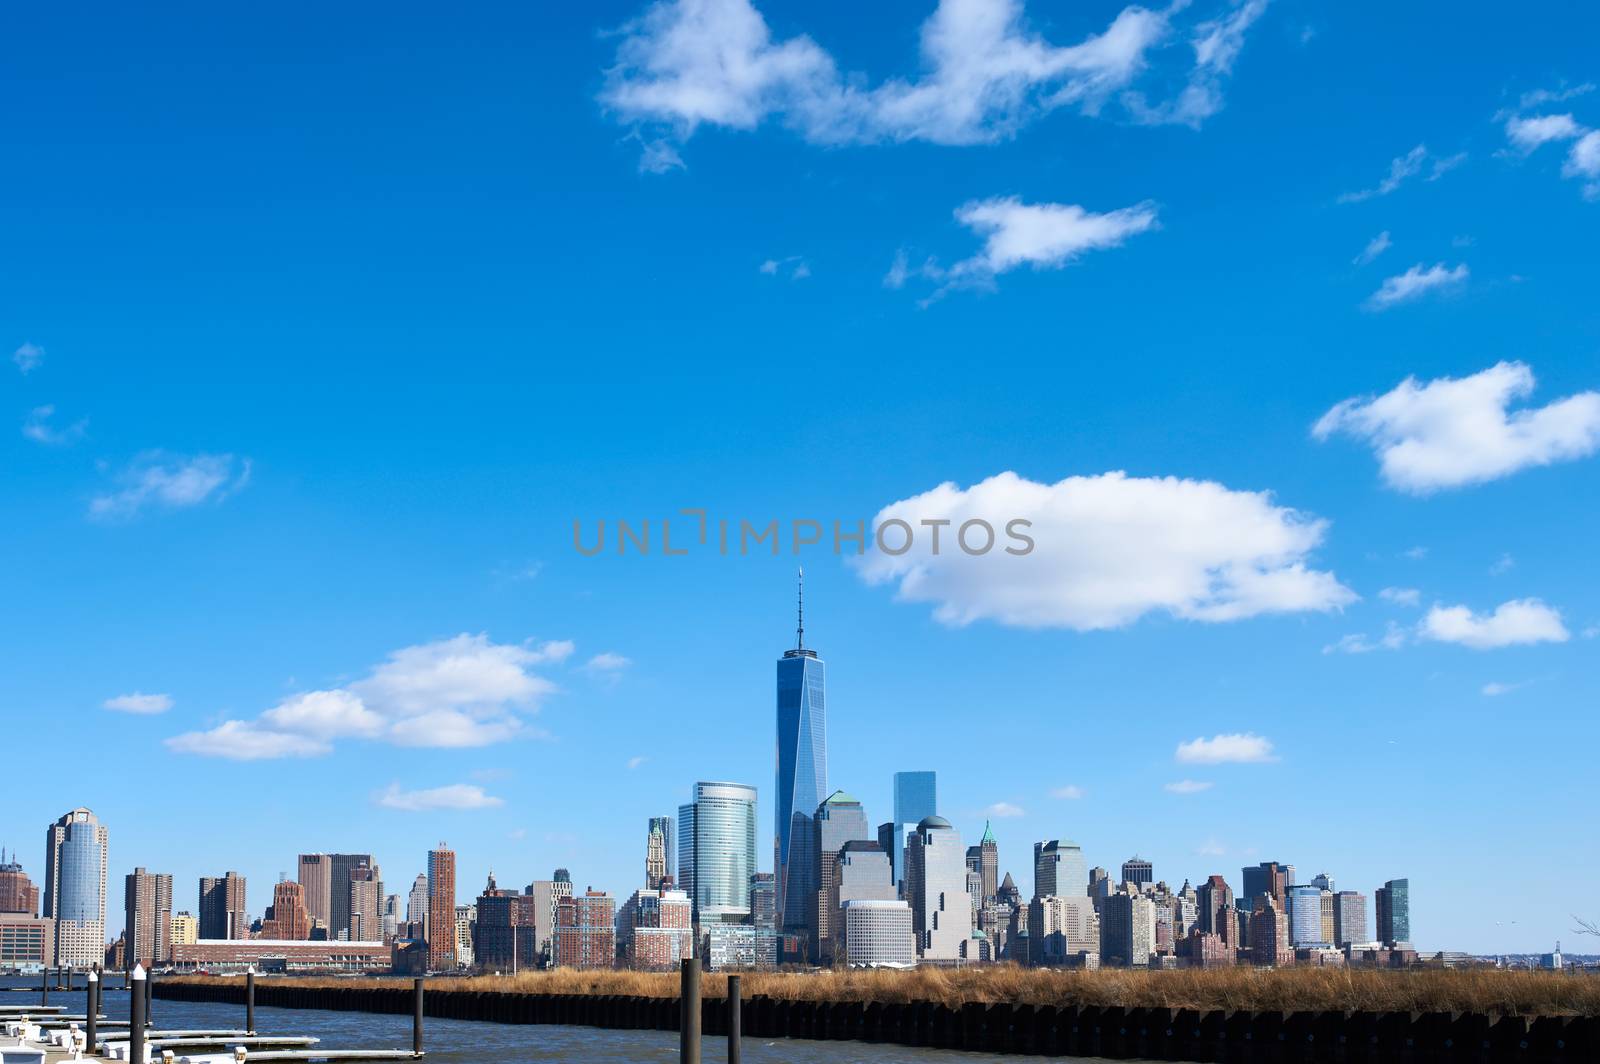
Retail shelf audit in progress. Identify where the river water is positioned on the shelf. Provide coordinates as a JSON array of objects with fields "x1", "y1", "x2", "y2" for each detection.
[{"x1": 1, "y1": 977, "x2": 1104, "y2": 1062}]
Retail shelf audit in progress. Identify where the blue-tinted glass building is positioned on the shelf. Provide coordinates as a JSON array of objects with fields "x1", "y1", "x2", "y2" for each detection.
[
  {"x1": 891, "y1": 771, "x2": 937, "y2": 888},
  {"x1": 1376, "y1": 878, "x2": 1411, "y2": 947},
  {"x1": 678, "y1": 781, "x2": 758, "y2": 924},
  {"x1": 775, "y1": 575, "x2": 826, "y2": 934}
]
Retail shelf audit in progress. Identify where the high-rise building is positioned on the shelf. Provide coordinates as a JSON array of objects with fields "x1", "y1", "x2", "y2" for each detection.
[
  {"x1": 407, "y1": 874, "x2": 429, "y2": 937},
  {"x1": 1196, "y1": 875, "x2": 1234, "y2": 937},
  {"x1": 1100, "y1": 888, "x2": 1155, "y2": 967},
  {"x1": 679, "y1": 781, "x2": 758, "y2": 924},
  {"x1": 905, "y1": 816, "x2": 969, "y2": 962},
  {"x1": 169, "y1": 911, "x2": 198, "y2": 946},
  {"x1": 474, "y1": 873, "x2": 540, "y2": 971},
  {"x1": 428, "y1": 845, "x2": 457, "y2": 970},
  {"x1": 454, "y1": 905, "x2": 476, "y2": 967},
  {"x1": 382, "y1": 894, "x2": 401, "y2": 942},
  {"x1": 1310, "y1": 872, "x2": 1335, "y2": 893},
  {"x1": 328, "y1": 854, "x2": 377, "y2": 940},
  {"x1": 1120, "y1": 857, "x2": 1153, "y2": 889},
  {"x1": 0, "y1": 914, "x2": 52, "y2": 968},
  {"x1": 1034, "y1": 840, "x2": 1087, "y2": 900},
  {"x1": 198, "y1": 872, "x2": 247, "y2": 940},
  {"x1": 970, "y1": 823, "x2": 998, "y2": 903},
  {"x1": 1333, "y1": 891, "x2": 1368, "y2": 947},
  {"x1": 618, "y1": 887, "x2": 694, "y2": 970},
  {"x1": 1249, "y1": 896, "x2": 1292, "y2": 967},
  {"x1": 891, "y1": 772, "x2": 937, "y2": 889},
  {"x1": 43, "y1": 807, "x2": 109, "y2": 967},
  {"x1": 831, "y1": 841, "x2": 896, "y2": 961},
  {"x1": 260, "y1": 880, "x2": 311, "y2": 940},
  {"x1": 1376, "y1": 879, "x2": 1411, "y2": 948},
  {"x1": 124, "y1": 868, "x2": 173, "y2": 968},
  {"x1": 1287, "y1": 884, "x2": 1329, "y2": 948},
  {"x1": 0, "y1": 850, "x2": 41, "y2": 916},
  {"x1": 348, "y1": 864, "x2": 383, "y2": 942},
  {"x1": 843, "y1": 900, "x2": 915, "y2": 968},
  {"x1": 775, "y1": 572, "x2": 827, "y2": 934},
  {"x1": 1027, "y1": 894, "x2": 1098, "y2": 967},
  {"x1": 812, "y1": 790, "x2": 870, "y2": 961},
  {"x1": 297, "y1": 855, "x2": 333, "y2": 931},
  {"x1": 1241, "y1": 862, "x2": 1289, "y2": 913},
  {"x1": 646, "y1": 817, "x2": 673, "y2": 889},
  {"x1": 528, "y1": 873, "x2": 574, "y2": 964},
  {"x1": 553, "y1": 888, "x2": 615, "y2": 969}
]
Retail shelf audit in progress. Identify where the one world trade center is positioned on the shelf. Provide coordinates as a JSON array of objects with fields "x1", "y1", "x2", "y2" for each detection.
[{"x1": 775, "y1": 569, "x2": 826, "y2": 950}]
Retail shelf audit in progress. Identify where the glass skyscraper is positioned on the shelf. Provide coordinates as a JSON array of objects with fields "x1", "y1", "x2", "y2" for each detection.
[
  {"x1": 891, "y1": 771, "x2": 937, "y2": 887},
  {"x1": 1376, "y1": 878, "x2": 1411, "y2": 947},
  {"x1": 678, "y1": 781, "x2": 758, "y2": 923},
  {"x1": 775, "y1": 572, "x2": 826, "y2": 932},
  {"x1": 43, "y1": 807, "x2": 109, "y2": 968}
]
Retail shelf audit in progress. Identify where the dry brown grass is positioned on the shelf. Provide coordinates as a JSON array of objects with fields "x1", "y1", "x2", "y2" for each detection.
[{"x1": 168, "y1": 967, "x2": 1600, "y2": 1018}]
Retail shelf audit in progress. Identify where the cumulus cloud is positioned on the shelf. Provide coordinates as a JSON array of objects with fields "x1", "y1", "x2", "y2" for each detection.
[
  {"x1": 375, "y1": 782, "x2": 505, "y2": 812},
  {"x1": 1313, "y1": 362, "x2": 1600, "y2": 492},
  {"x1": 855, "y1": 470, "x2": 1352, "y2": 631},
  {"x1": 1363, "y1": 262, "x2": 1468, "y2": 310},
  {"x1": 1420, "y1": 598, "x2": 1569, "y2": 650},
  {"x1": 23, "y1": 405, "x2": 87, "y2": 446},
  {"x1": 984, "y1": 801, "x2": 1026, "y2": 818},
  {"x1": 1353, "y1": 231, "x2": 1391, "y2": 266},
  {"x1": 103, "y1": 692, "x2": 173, "y2": 715},
  {"x1": 1506, "y1": 113, "x2": 1583, "y2": 152},
  {"x1": 937, "y1": 196, "x2": 1159, "y2": 295},
  {"x1": 89, "y1": 452, "x2": 251, "y2": 520},
  {"x1": 600, "y1": 0, "x2": 1268, "y2": 166},
  {"x1": 167, "y1": 633, "x2": 575, "y2": 759},
  {"x1": 1499, "y1": 101, "x2": 1600, "y2": 199},
  {"x1": 1337, "y1": 144, "x2": 1464, "y2": 203},
  {"x1": 1050, "y1": 784, "x2": 1085, "y2": 800},
  {"x1": 1176, "y1": 732, "x2": 1276, "y2": 764},
  {"x1": 586, "y1": 652, "x2": 633, "y2": 672},
  {"x1": 1165, "y1": 779, "x2": 1214, "y2": 794},
  {"x1": 1379, "y1": 587, "x2": 1421, "y2": 607},
  {"x1": 12, "y1": 342, "x2": 43, "y2": 374}
]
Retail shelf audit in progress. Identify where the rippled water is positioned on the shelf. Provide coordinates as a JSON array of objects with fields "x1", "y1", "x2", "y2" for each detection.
[{"x1": 2, "y1": 977, "x2": 1103, "y2": 1062}]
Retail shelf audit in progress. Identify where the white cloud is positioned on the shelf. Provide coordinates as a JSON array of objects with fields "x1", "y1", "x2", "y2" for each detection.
[
  {"x1": 938, "y1": 196, "x2": 1159, "y2": 294},
  {"x1": 1481, "y1": 680, "x2": 1527, "y2": 697},
  {"x1": 1175, "y1": 732, "x2": 1276, "y2": 764},
  {"x1": 1353, "y1": 230, "x2": 1391, "y2": 266},
  {"x1": 103, "y1": 692, "x2": 173, "y2": 715},
  {"x1": 1322, "y1": 622, "x2": 1407, "y2": 654},
  {"x1": 167, "y1": 633, "x2": 569, "y2": 759},
  {"x1": 627, "y1": 755, "x2": 648, "y2": 770},
  {"x1": 1165, "y1": 779, "x2": 1214, "y2": 794},
  {"x1": 1519, "y1": 83, "x2": 1594, "y2": 109},
  {"x1": 1313, "y1": 361, "x2": 1600, "y2": 492},
  {"x1": 600, "y1": 0, "x2": 1267, "y2": 166},
  {"x1": 375, "y1": 782, "x2": 505, "y2": 812},
  {"x1": 1050, "y1": 784, "x2": 1085, "y2": 800},
  {"x1": 1499, "y1": 104, "x2": 1600, "y2": 199},
  {"x1": 165, "y1": 720, "x2": 331, "y2": 761},
  {"x1": 1489, "y1": 553, "x2": 1516, "y2": 576},
  {"x1": 984, "y1": 801, "x2": 1026, "y2": 818},
  {"x1": 1337, "y1": 145, "x2": 1426, "y2": 203},
  {"x1": 1363, "y1": 262, "x2": 1468, "y2": 311},
  {"x1": 89, "y1": 452, "x2": 251, "y2": 520},
  {"x1": 1379, "y1": 587, "x2": 1420, "y2": 607},
  {"x1": 1420, "y1": 598, "x2": 1569, "y2": 650},
  {"x1": 23, "y1": 405, "x2": 87, "y2": 446},
  {"x1": 586, "y1": 652, "x2": 633, "y2": 672},
  {"x1": 12, "y1": 342, "x2": 43, "y2": 374},
  {"x1": 1195, "y1": 838, "x2": 1226, "y2": 855},
  {"x1": 759, "y1": 256, "x2": 810, "y2": 280},
  {"x1": 855, "y1": 470, "x2": 1353, "y2": 631},
  {"x1": 1506, "y1": 113, "x2": 1583, "y2": 152}
]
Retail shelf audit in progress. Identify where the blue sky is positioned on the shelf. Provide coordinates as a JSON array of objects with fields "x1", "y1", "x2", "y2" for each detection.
[{"x1": 2, "y1": 1, "x2": 1597, "y2": 955}]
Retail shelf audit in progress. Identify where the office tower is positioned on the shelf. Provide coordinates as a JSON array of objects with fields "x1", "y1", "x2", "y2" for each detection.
[
  {"x1": 1196, "y1": 875, "x2": 1234, "y2": 935},
  {"x1": 1376, "y1": 879, "x2": 1411, "y2": 947},
  {"x1": 169, "y1": 911, "x2": 198, "y2": 946},
  {"x1": 260, "y1": 879, "x2": 311, "y2": 940},
  {"x1": 124, "y1": 868, "x2": 173, "y2": 968},
  {"x1": 812, "y1": 790, "x2": 870, "y2": 960},
  {"x1": 326, "y1": 854, "x2": 378, "y2": 939},
  {"x1": 1333, "y1": 891, "x2": 1368, "y2": 946},
  {"x1": 1287, "y1": 884, "x2": 1329, "y2": 947},
  {"x1": 1027, "y1": 894, "x2": 1099, "y2": 967},
  {"x1": 553, "y1": 888, "x2": 615, "y2": 969},
  {"x1": 891, "y1": 772, "x2": 937, "y2": 889},
  {"x1": 1241, "y1": 862, "x2": 1289, "y2": 912},
  {"x1": 0, "y1": 850, "x2": 40, "y2": 915},
  {"x1": 618, "y1": 887, "x2": 694, "y2": 970},
  {"x1": 454, "y1": 905, "x2": 476, "y2": 967},
  {"x1": 198, "y1": 871, "x2": 248, "y2": 940},
  {"x1": 776, "y1": 572, "x2": 827, "y2": 934},
  {"x1": 407, "y1": 874, "x2": 429, "y2": 936},
  {"x1": 678, "y1": 781, "x2": 758, "y2": 923},
  {"x1": 428, "y1": 845, "x2": 457, "y2": 970},
  {"x1": 349, "y1": 865, "x2": 383, "y2": 941},
  {"x1": 974, "y1": 823, "x2": 998, "y2": 902},
  {"x1": 43, "y1": 807, "x2": 109, "y2": 967},
  {"x1": 966, "y1": 867, "x2": 984, "y2": 918},
  {"x1": 1250, "y1": 896, "x2": 1292, "y2": 966},
  {"x1": 1310, "y1": 871, "x2": 1335, "y2": 893},
  {"x1": 646, "y1": 817, "x2": 673, "y2": 889},
  {"x1": 528, "y1": 873, "x2": 574, "y2": 964},
  {"x1": 1100, "y1": 888, "x2": 1156, "y2": 967},
  {"x1": 875, "y1": 822, "x2": 898, "y2": 886},
  {"x1": 297, "y1": 854, "x2": 333, "y2": 930},
  {"x1": 905, "y1": 816, "x2": 969, "y2": 961},
  {"x1": 843, "y1": 899, "x2": 915, "y2": 967},
  {"x1": 749, "y1": 873, "x2": 776, "y2": 927},
  {"x1": 1319, "y1": 890, "x2": 1336, "y2": 947},
  {"x1": 474, "y1": 873, "x2": 536, "y2": 972},
  {"x1": 830, "y1": 842, "x2": 895, "y2": 959},
  {"x1": 1120, "y1": 857, "x2": 1153, "y2": 889},
  {"x1": 1034, "y1": 839, "x2": 1088, "y2": 900}
]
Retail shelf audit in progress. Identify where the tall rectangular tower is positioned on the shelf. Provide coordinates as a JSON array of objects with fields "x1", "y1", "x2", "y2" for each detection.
[
  {"x1": 43, "y1": 807, "x2": 109, "y2": 967},
  {"x1": 775, "y1": 570, "x2": 826, "y2": 934},
  {"x1": 891, "y1": 772, "x2": 937, "y2": 889},
  {"x1": 124, "y1": 867, "x2": 173, "y2": 968},
  {"x1": 428, "y1": 845, "x2": 457, "y2": 970},
  {"x1": 297, "y1": 854, "x2": 333, "y2": 931}
]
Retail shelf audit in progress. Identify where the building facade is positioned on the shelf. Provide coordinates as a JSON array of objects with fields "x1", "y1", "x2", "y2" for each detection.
[
  {"x1": 172, "y1": 939, "x2": 387, "y2": 974},
  {"x1": 297, "y1": 854, "x2": 333, "y2": 931},
  {"x1": 124, "y1": 867, "x2": 173, "y2": 968},
  {"x1": 1120, "y1": 857, "x2": 1153, "y2": 889},
  {"x1": 1287, "y1": 884, "x2": 1330, "y2": 948},
  {"x1": 553, "y1": 889, "x2": 615, "y2": 969},
  {"x1": 811, "y1": 790, "x2": 870, "y2": 962},
  {"x1": 260, "y1": 880, "x2": 311, "y2": 941},
  {"x1": 1101, "y1": 889, "x2": 1156, "y2": 967},
  {"x1": 843, "y1": 899, "x2": 915, "y2": 968},
  {"x1": 169, "y1": 911, "x2": 198, "y2": 946},
  {"x1": 43, "y1": 807, "x2": 109, "y2": 967},
  {"x1": 1034, "y1": 840, "x2": 1088, "y2": 900},
  {"x1": 1333, "y1": 891, "x2": 1368, "y2": 947},
  {"x1": 199, "y1": 871, "x2": 248, "y2": 941},
  {"x1": 775, "y1": 586, "x2": 827, "y2": 937},
  {"x1": 0, "y1": 851, "x2": 40, "y2": 916},
  {"x1": 1376, "y1": 879, "x2": 1411, "y2": 947},
  {"x1": 679, "y1": 781, "x2": 758, "y2": 923},
  {"x1": 905, "y1": 816, "x2": 970, "y2": 962},
  {"x1": 618, "y1": 887, "x2": 693, "y2": 970},
  {"x1": 427, "y1": 846, "x2": 457, "y2": 970},
  {"x1": 890, "y1": 771, "x2": 937, "y2": 889},
  {"x1": 646, "y1": 817, "x2": 672, "y2": 890}
]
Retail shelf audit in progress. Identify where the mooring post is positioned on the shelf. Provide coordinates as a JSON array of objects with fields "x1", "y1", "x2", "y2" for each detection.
[
  {"x1": 41, "y1": 965, "x2": 49, "y2": 1005},
  {"x1": 86, "y1": 969, "x2": 99, "y2": 1051},
  {"x1": 246, "y1": 967, "x2": 256, "y2": 1033},
  {"x1": 680, "y1": 958, "x2": 701, "y2": 1064},
  {"x1": 412, "y1": 977, "x2": 424, "y2": 1057},
  {"x1": 130, "y1": 965, "x2": 147, "y2": 1064},
  {"x1": 145, "y1": 965, "x2": 155, "y2": 1025},
  {"x1": 726, "y1": 974, "x2": 741, "y2": 1064}
]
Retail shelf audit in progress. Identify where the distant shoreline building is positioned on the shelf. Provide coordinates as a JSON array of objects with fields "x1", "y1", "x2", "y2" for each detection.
[
  {"x1": 44, "y1": 808, "x2": 109, "y2": 968},
  {"x1": 775, "y1": 571, "x2": 826, "y2": 942}
]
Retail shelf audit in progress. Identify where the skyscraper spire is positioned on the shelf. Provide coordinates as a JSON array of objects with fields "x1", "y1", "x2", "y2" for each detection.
[{"x1": 796, "y1": 565, "x2": 805, "y2": 650}]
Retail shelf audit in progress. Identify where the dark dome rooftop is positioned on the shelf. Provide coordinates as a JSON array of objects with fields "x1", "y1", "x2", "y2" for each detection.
[{"x1": 918, "y1": 815, "x2": 952, "y2": 830}]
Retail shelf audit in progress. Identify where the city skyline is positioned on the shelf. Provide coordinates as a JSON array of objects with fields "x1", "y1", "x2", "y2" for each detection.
[{"x1": 2, "y1": 2, "x2": 1598, "y2": 959}]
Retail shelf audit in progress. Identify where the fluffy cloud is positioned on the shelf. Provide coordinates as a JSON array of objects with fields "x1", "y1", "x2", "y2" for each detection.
[
  {"x1": 1313, "y1": 362, "x2": 1600, "y2": 492},
  {"x1": 167, "y1": 634, "x2": 575, "y2": 759},
  {"x1": 103, "y1": 692, "x2": 173, "y2": 715},
  {"x1": 855, "y1": 470, "x2": 1352, "y2": 631},
  {"x1": 375, "y1": 783, "x2": 505, "y2": 812},
  {"x1": 12, "y1": 342, "x2": 43, "y2": 374},
  {"x1": 1499, "y1": 102, "x2": 1600, "y2": 199},
  {"x1": 1165, "y1": 779, "x2": 1214, "y2": 794},
  {"x1": 89, "y1": 452, "x2": 251, "y2": 520},
  {"x1": 1506, "y1": 113, "x2": 1583, "y2": 151},
  {"x1": 984, "y1": 801, "x2": 1026, "y2": 818},
  {"x1": 585, "y1": 652, "x2": 633, "y2": 672},
  {"x1": 600, "y1": 0, "x2": 1267, "y2": 165},
  {"x1": 1420, "y1": 598, "x2": 1569, "y2": 650},
  {"x1": 942, "y1": 197, "x2": 1158, "y2": 292},
  {"x1": 1050, "y1": 784, "x2": 1085, "y2": 800},
  {"x1": 1363, "y1": 262, "x2": 1468, "y2": 311},
  {"x1": 1337, "y1": 145, "x2": 1464, "y2": 203},
  {"x1": 1353, "y1": 230, "x2": 1391, "y2": 266},
  {"x1": 23, "y1": 405, "x2": 87, "y2": 446},
  {"x1": 1175, "y1": 732, "x2": 1277, "y2": 764}
]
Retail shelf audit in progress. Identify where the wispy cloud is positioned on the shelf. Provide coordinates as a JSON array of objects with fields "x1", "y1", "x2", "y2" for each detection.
[
  {"x1": 1050, "y1": 784, "x2": 1085, "y2": 800},
  {"x1": 759, "y1": 256, "x2": 811, "y2": 280},
  {"x1": 22, "y1": 405, "x2": 87, "y2": 446},
  {"x1": 1322, "y1": 623, "x2": 1408, "y2": 654},
  {"x1": 1353, "y1": 231, "x2": 1391, "y2": 266},
  {"x1": 89, "y1": 452, "x2": 251, "y2": 520},
  {"x1": 1175, "y1": 732, "x2": 1276, "y2": 764},
  {"x1": 1338, "y1": 144, "x2": 1464, "y2": 203},
  {"x1": 375, "y1": 782, "x2": 505, "y2": 811},
  {"x1": 1481, "y1": 680, "x2": 1528, "y2": 697},
  {"x1": 12, "y1": 342, "x2": 43, "y2": 374},
  {"x1": 1379, "y1": 587, "x2": 1421, "y2": 607},
  {"x1": 103, "y1": 692, "x2": 173, "y2": 715},
  {"x1": 585, "y1": 652, "x2": 633, "y2": 672},
  {"x1": 1195, "y1": 838, "x2": 1226, "y2": 855},
  {"x1": 1363, "y1": 262, "x2": 1469, "y2": 311},
  {"x1": 1165, "y1": 779, "x2": 1214, "y2": 794},
  {"x1": 984, "y1": 801, "x2": 1026, "y2": 818},
  {"x1": 627, "y1": 755, "x2": 648, "y2": 770}
]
